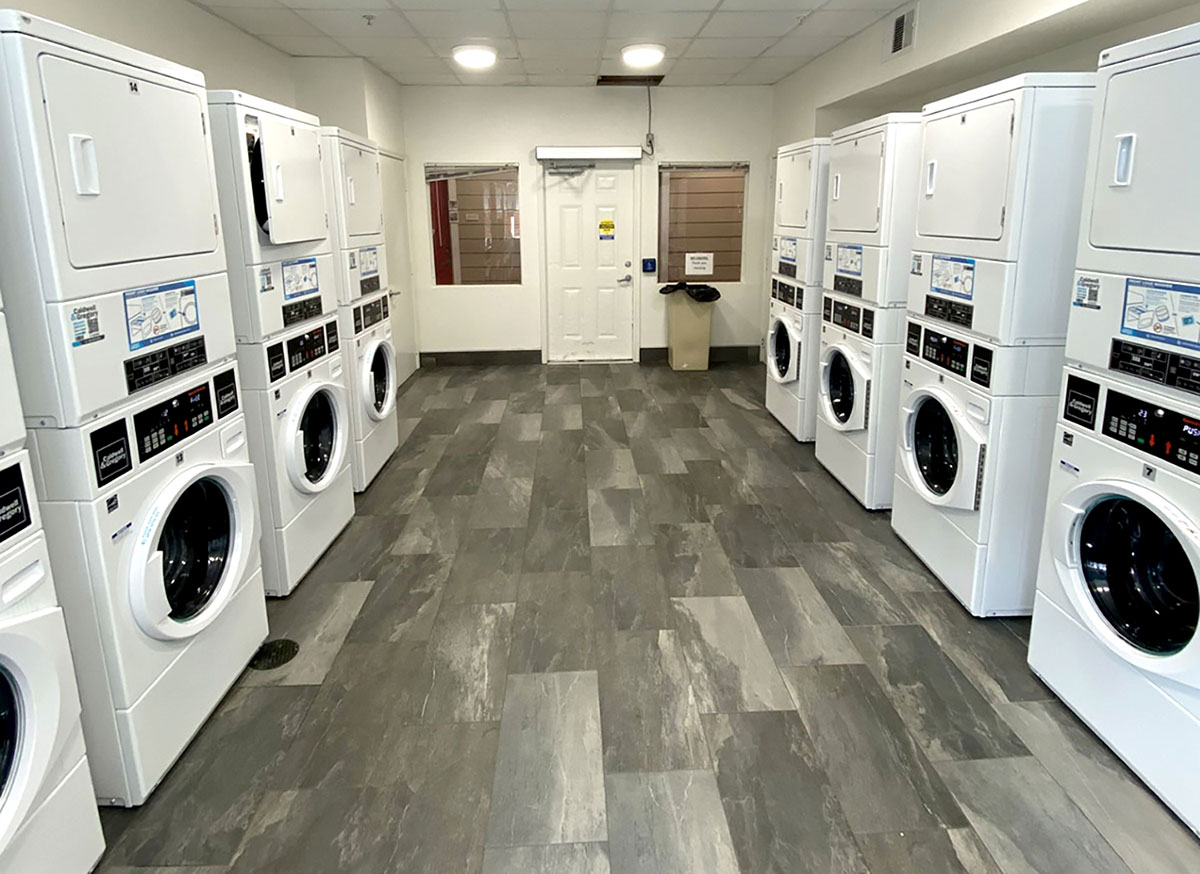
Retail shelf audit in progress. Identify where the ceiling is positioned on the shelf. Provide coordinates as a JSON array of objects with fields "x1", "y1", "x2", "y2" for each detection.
[{"x1": 189, "y1": 0, "x2": 902, "y2": 86}]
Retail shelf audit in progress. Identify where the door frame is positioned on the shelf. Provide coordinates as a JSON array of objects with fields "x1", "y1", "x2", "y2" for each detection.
[{"x1": 538, "y1": 158, "x2": 642, "y2": 364}]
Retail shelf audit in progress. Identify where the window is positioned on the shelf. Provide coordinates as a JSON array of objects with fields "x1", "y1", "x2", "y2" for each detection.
[
  {"x1": 658, "y1": 164, "x2": 748, "y2": 283},
  {"x1": 426, "y1": 164, "x2": 521, "y2": 285}
]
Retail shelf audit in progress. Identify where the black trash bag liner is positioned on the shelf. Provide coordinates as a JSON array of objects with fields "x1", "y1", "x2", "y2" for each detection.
[{"x1": 658, "y1": 282, "x2": 721, "y2": 302}]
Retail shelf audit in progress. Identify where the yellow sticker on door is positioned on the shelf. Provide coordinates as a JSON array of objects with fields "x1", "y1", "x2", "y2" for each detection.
[{"x1": 599, "y1": 218, "x2": 615, "y2": 240}]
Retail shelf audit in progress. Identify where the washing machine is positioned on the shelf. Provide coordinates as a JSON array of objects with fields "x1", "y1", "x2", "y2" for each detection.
[
  {"x1": 29, "y1": 361, "x2": 266, "y2": 806},
  {"x1": 0, "y1": 12, "x2": 236, "y2": 428},
  {"x1": 322, "y1": 127, "x2": 389, "y2": 306},
  {"x1": 208, "y1": 91, "x2": 337, "y2": 344},
  {"x1": 239, "y1": 317, "x2": 353, "y2": 596},
  {"x1": 1029, "y1": 369, "x2": 1200, "y2": 833},
  {"x1": 891, "y1": 316, "x2": 1062, "y2": 616},
  {"x1": 907, "y1": 73, "x2": 1094, "y2": 347},
  {"x1": 766, "y1": 299, "x2": 819, "y2": 442},
  {"x1": 821, "y1": 113, "x2": 921, "y2": 308},
  {"x1": 1065, "y1": 23, "x2": 1200, "y2": 411},
  {"x1": 339, "y1": 291, "x2": 398, "y2": 492},
  {"x1": 815, "y1": 291, "x2": 906, "y2": 509}
]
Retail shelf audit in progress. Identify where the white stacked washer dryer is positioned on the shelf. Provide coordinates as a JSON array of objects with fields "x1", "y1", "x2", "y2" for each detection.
[
  {"x1": 1031, "y1": 22, "x2": 1200, "y2": 834},
  {"x1": 893, "y1": 73, "x2": 1095, "y2": 616},
  {"x1": 816, "y1": 114, "x2": 920, "y2": 509},
  {"x1": 0, "y1": 285, "x2": 104, "y2": 872},
  {"x1": 323, "y1": 127, "x2": 398, "y2": 491},
  {"x1": 208, "y1": 92, "x2": 353, "y2": 597},
  {"x1": 0, "y1": 13, "x2": 267, "y2": 805},
  {"x1": 767, "y1": 138, "x2": 829, "y2": 442}
]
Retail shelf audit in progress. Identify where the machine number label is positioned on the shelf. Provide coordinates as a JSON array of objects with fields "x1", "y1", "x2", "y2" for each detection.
[
  {"x1": 282, "y1": 256, "x2": 320, "y2": 300},
  {"x1": 124, "y1": 280, "x2": 199, "y2": 351},
  {"x1": 930, "y1": 255, "x2": 975, "y2": 300},
  {"x1": 1120, "y1": 277, "x2": 1200, "y2": 352},
  {"x1": 69, "y1": 304, "x2": 104, "y2": 347},
  {"x1": 836, "y1": 244, "x2": 862, "y2": 276}
]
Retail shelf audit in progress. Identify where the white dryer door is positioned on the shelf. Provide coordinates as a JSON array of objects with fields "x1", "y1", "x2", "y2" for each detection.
[
  {"x1": 768, "y1": 317, "x2": 798, "y2": 384},
  {"x1": 0, "y1": 609, "x2": 78, "y2": 851},
  {"x1": 283, "y1": 381, "x2": 349, "y2": 493},
  {"x1": 1050, "y1": 480, "x2": 1200, "y2": 678},
  {"x1": 128, "y1": 463, "x2": 258, "y2": 641},
  {"x1": 257, "y1": 115, "x2": 327, "y2": 246},
  {"x1": 340, "y1": 142, "x2": 383, "y2": 239},
  {"x1": 900, "y1": 386, "x2": 985, "y2": 510},
  {"x1": 820, "y1": 343, "x2": 870, "y2": 432},
  {"x1": 361, "y1": 338, "x2": 397, "y2": 422}
]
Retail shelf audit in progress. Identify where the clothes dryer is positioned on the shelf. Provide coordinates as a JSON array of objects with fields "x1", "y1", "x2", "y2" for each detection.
[
  {"x1": 892, "y1": 316, "x2": 1062, "y2": 615},
  {"x1": 907, "y1": 74, "x2": 1094, "y2": 347},
  {"x1": 766, "y1": 298, "x2": 819, "y2": 442},
  {"x1": 322, "y1": 127, "x2": 388, "y2": 306},
  {"x1": 773, "y1": 139, "x2": 830, "y2": 303},
  {"x1": 822, "y1": 113, "x2": 921, "y2": 308},
  {"x1": 238, "y1": 318, "x2": 353, "y2": 596},
  {"x1": 338, "y1": 291, "x2": 397, "y2": 492},
  {"x1": 1030, "y1": 369, "x2": 1200, "y2": 834},
  {"x1": 816, "y1": 291, "x2": 906, "y2": 508},
  {"x1": 31, "y1": 362, "x2": 266, "y2": 806},
  {"x1": 0, "y1": 12, "x2": 235, "y2": 428}
]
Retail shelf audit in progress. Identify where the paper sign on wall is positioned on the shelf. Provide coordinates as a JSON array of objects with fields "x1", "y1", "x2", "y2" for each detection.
[
  {"x1": 599, "y1": 218, "x2": 615, "y2": 240},
  {"x1": 686, "y1": 252, "x2": 714, "y2": 275}
]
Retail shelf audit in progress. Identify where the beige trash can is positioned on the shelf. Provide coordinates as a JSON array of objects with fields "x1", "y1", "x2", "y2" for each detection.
[{"x1": 667, "y1": 292, "x2": 715, "y2": 371}]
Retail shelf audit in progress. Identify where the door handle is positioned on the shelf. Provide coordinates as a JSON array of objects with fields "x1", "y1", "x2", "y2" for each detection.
[
  {"x1": 618, "y1": 274, "x2": 633, "y2": 283},
  {"x1": 69, "y1": 133, "x2": 100, "y2": 195},
  {"x1": 1113, "y1": 133, "x2": 1136, "y2": 187},
  {"x1": 273, "y1": 161, "x2": 285, "y2": 201}
]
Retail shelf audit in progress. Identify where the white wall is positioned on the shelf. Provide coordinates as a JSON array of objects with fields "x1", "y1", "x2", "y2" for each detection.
[
  {"x1": 400, "y1": 85, "x2": 773, "y2": 354},
  {"x1": 13, "y1": 0, "x2": 295, "y2": 103}
]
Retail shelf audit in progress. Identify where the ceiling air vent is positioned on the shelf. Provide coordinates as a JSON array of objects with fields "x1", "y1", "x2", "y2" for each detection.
[
  {"x1": 890, "y1": 7, "x2": 916, "y2": 56},
  {"x1": 596, "y1": 75, "x2": 664, "y2": 87}
]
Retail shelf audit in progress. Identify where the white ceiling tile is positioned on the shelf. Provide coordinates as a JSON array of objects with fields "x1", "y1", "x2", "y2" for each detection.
[
  {"x1": 191, "y1": 0, "x2": 282, "y2": 8},
  {"x1": 456, "y1": 58, "x2": 527, "y2": 84},
  {"x1": 602, "y1": 37, "x2": 690, "y2": 58},
  {"x1": 796, "y1": 8, "x2": 889, "y2": 37},
  {"x1": 527, "y1": 74, "x2": 598, "y2": 86},
  {"x1": 612, "y1": 0, "x2": 718, "y2": 8},
  {"x1": 507, "y1": 11, "x2": 607, "y2": 40},
  {"x1": 205, "y1": 6, "x2": 322, "y2": 35},
  {"x1": 388, "y1": 0, "x2": 500, "y2": 7},
  {"x1": 684, "y1": 38, "x2": 774, "y2": 58},
  {"x1": 518, "y1": 39, "x2": 605, "y2": 59},
  {"x1": 715, "y1": 0, "x2": 822, "y2": 10},
  {"x1": 278, "y1": 0, "x2": 390, "y2": 10},
  {"x1": 372, "y1": 55, "x2": 455, "y2": 75},
  {"x1": 764, "y1": 31, "x2": 844, "y2": 57},
  {"x1": 506, "y1": 0, "x2": 596, "y2": 9},
  {"x1": 402, "y1": 10, "x2": 511, "y2": 39},
  {"x1": 699, "y1": 11, "x2": 806, "y2": 38},
  {"x1": 425, "y1": 38, "x2": 518, "y2": 59},
  {"x1": 522, "y1": 57, "x2": 601, "y2": 75},
  {"x1": 823, "y1": 0, "x2": 907, "y2": 9},
  {"x1": 258, "y1": 34, "x2": 350, "y2": 55},
  {"x1": 393, "y1": 73, "x2": 462, "y2": 85},
  {"x1": 599, "y1": 57, "x2": 677, "y2": 77},
  {"x1": 334, "y1": 36, "x2": 433, "y2": 58},
  {"x1": 294, "y1": 8, "x2": 414, "y2": 38},
  {"x1": 661, "y1": 57, "x2": 748, "y2": 83},
  {"x1": 606, "y1": 12, "x2": 709, "y2": 39},
  {"x1": 726, "y1": 55, "x2": 810, "y2": 84}
]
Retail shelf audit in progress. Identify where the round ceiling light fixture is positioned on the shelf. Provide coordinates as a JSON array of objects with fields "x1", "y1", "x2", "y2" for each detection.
[
  {"x1": 452, "y1": 44, "x2": 497, "y2": 70},
  {"x1": 622, "y1": 43, "x2": 666, "y2": 69}
]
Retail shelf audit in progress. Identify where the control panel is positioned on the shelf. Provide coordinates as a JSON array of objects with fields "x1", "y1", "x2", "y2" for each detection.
[
  {"x1": 325, "y1": 320, "x2": 339, "y2": 353},
  {"x1": 354, "y1": 297, "x2": 388, "y2": 335},
  {"x1": 831, "y1": 300, "x2": 861, "y2": 334},
  {"x1": 833, "y1": 275, "x2": 863, "y2": 297},
  {"x1": 1109, "y1": 339, "x2": 1200, "y2": 399},
  {"x1": 776, "y1": 281, "x2": 796, "y2": 308},
  {"x1": 133, "y1": 383, "x2": 213, "y2": 462},
  {"x1": 921, "y1": 327, "x2": 970, "y2": 378},
  {"x1": 287, "y1": 325, "x2": 327, "y2": 373},
  {"x1": 777, "y1": 261, "x2": 797, "y2": 279},
  {"x1": 124, "y1": 336, "x2": 208, "y2": 394},
  {"x1": 1103, "y1": 389, "x2": 1200, "y2": 473},
  {"x1": 924, "y1": 296, "x2": 974, "y2": 330},
  {"x1": 282, "y1": 295, "x2": 323, "y2": 328}
]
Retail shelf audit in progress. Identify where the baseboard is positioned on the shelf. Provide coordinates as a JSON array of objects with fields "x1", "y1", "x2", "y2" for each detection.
[
  {"x1": 639, "y1": 345, "x2": 760, "y2": 364},
  {"x1": 419, "y1": 350, "x2": 542, "y2": 367}
]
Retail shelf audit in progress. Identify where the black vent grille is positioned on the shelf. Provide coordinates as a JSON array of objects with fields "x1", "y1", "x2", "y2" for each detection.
[
  {"x1": 891, "y1": 9, "x2": 916, "y2": 54},
  {"x1": 596, "y1": 75, "x2": 664, "y2": 87}
]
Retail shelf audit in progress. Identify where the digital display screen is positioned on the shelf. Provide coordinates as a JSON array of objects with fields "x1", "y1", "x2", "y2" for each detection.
[
  {"x1": 287, "y1": 326, "x2": 327, "y2": 372},
  {"x1": 921, "y1": 328, "x2": 970, "y2": 377},
  {"x1": 1103, "y1": 389, "x2": 1200, "y2": 472},
  {"x1": 832, "y1": 300, "x2": 861, "y2": 333},
  {"x1": 133, "y1": 384, "x2": 213, "y2": 462}
]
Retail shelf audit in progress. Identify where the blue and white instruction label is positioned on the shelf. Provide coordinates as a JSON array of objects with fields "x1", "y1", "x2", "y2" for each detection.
[
  {"x1": 778, "y1": 237, "x2": 798, "y2": 263},
  {"x1": 358, "y1": 246, "x2": 379, "y2": 278},
  {"x1": 930, "y1": 255, "x2": 975, "y2": 300},
  {"x1": 836, "y1": 244, "x2": 863, "y2": 276},
  {"x1": 282, "y1": 256, "x2": 320, "y2": 300},
  {"x1": 124, "y1": 280, "x2": 199, "y2": 351},
  {"x1": 1121, "y1": 277, "x2": 1200, "y2": 352}
]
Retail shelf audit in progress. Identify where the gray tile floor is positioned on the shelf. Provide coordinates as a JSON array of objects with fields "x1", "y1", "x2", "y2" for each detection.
[{"x1": 97, "y1": 362, "x2": 1200, "y2": 874}]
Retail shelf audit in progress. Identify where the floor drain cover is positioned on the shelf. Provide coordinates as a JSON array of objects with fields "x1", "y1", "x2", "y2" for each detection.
[{"x1": 249, "y1": 639, "x2": 300, "y2": 670}]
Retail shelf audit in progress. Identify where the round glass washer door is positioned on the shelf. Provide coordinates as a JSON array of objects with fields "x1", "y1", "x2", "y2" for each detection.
[
  {"x1": 361, "y1": 338, "x2": 397, "y2": 422},
  {"x1": 912, "y1": 396, "x2": 958, "y2": 496},
  {"x1": 300, "y1": 389, "x2": 337, "y2": 484},
  {"x1": 1078, "y1": 497, "x2": 1200, "y2": 655},
  {"x1": 0, "y1": 669, "x2": 18, "y2": 806},
  {"x1": 771, "y1": 319, "x2": 792, "y2": 380},
  {"x1": 158, "y1": 477, "x2": 232, "y2": 621},
  {"x1": 826, "y1": 350, "x2": 855, "y2": 424}
]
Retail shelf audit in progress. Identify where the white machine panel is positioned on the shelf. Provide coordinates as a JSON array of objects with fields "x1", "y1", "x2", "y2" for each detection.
[
  {"x1": 828, "y1": 128, "x2": 884, "y2": 234},
  {"x1": 339, "y1": 138, "x2": 383, "y2": 239}
]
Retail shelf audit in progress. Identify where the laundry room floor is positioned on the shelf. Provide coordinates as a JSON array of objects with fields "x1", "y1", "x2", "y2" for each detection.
[{"x1": 96, "y1": 361, "x2": 1200, "y2": 874}]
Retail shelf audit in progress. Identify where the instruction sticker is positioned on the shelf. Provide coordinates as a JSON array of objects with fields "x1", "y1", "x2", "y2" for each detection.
[
  {"x1": 358, "y1": 246, "x2": 379, "y2": 278},
  {"x1": 124, "y1": 280, "x2": 199, "y2": 351},
  {"x1": 69, "y1": 304, "x2": 104, "y2": 347},
  {"x1": 598, "y1": 218, "x2": 615, "y2": 240},
  {"x1": 910, "y1": 254, "x2": 924, "y2": 276},
  {"x1": 930, "y1": 254, "x2": 975, "y2": 300},
  {"x1": 779, "y1": 237, "x2": 798, "y2": 263},
  {"x1": 258, "y1": 267, "x2": 275, "y2": 295},
  {"x1": 686, "y1": 252, "x2": 714, "y2": 275},
  {"x1": 1073, "y1": 274, "x2": 1101, "y2": 310},
  {"x1": 1120, "y1": 277, "x2": 1200, "y2": 352},
  {"x1": 836, "y1": 244, "x2": 863, "y2": 277},
  {"x1": 282, "y1": 257, "x2": 320, "y2": 300}
]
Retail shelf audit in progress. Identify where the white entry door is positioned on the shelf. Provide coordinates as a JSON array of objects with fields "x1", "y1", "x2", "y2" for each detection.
[{"x1": 545, "y1": 163, "x2": 636, "y2": 361}]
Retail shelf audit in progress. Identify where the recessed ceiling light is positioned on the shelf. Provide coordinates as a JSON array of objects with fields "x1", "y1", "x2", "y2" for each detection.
[
  {"x1": 622, "y1": 44, "x2": 666, "y2": 69},
  {"x1": 452, "y1": 45, "x2": 497, "y2": 70}
]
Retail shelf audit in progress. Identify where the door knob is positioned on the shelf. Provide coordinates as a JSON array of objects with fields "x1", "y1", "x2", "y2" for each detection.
[{"x1": 619, "y1": 274, "x2": 633, "y2": 283}]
